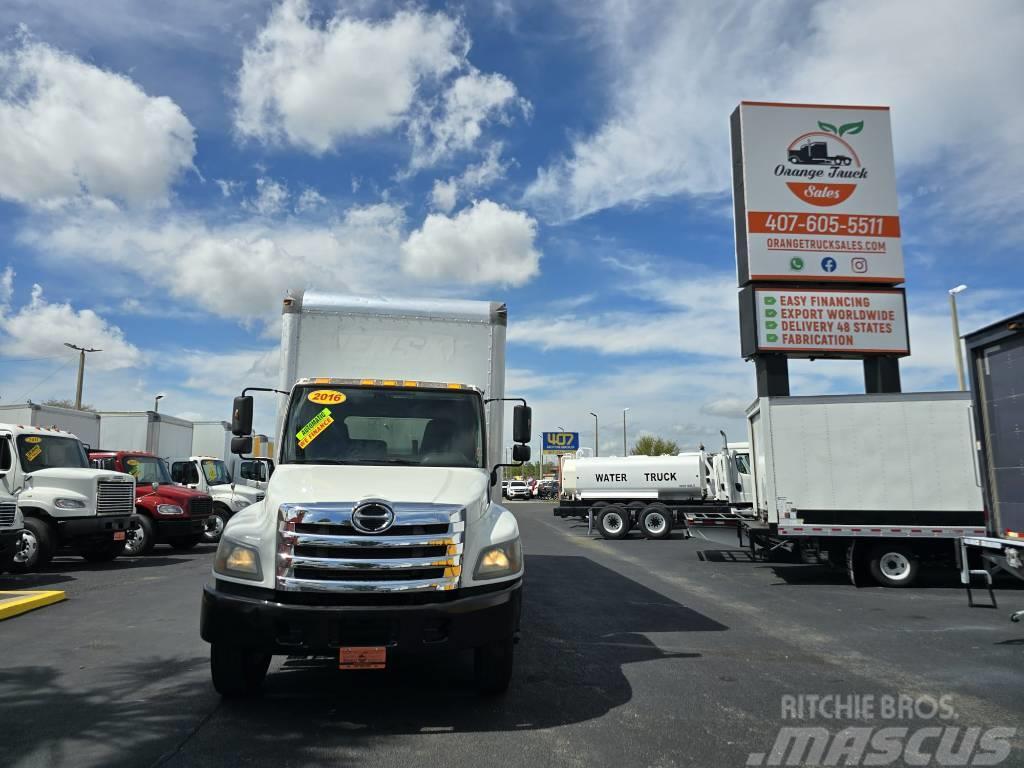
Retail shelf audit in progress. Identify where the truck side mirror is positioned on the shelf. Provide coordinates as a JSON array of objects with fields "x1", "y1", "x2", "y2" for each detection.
[
  {"x1": 512, "y1": 444, "x2": 531, "y2": 462},
  {"x1": 151, "y1": 482, "x2": 160, "y2": 493},
  {"x1": 231, "y1": 436, "x2": 253, "y2": 456},
  {"x1": 513, "y1": 405, "x2": 532, "y2": 444},
  {"x1": 232, "y1": 395, "x2": 253, "y2": 437}
]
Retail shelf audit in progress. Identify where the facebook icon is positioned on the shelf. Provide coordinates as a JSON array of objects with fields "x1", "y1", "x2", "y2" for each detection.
[{"x1": 821, "y1": 256, "x2": 837, "y2": 273}]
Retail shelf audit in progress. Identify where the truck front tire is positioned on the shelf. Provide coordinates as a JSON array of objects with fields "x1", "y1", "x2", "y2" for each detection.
[
  {"x1": 203, "y1": 506, "x2": 230, "y2": 544},
  {"x1": 210, "y1": 643, "x2": 271, "y2": 698},
  {"x1": 125, "y1": 515, "x2": 155, "y2": 556},
  {"x1": 868, "y1": 543, "x2": 920, "y2": 587},
  {"x1": 11, "y1": 518, "x2": 53, "y2": 573},
  {"x1": 474, "y1": 637, "x2": 514, "y2": 695}
]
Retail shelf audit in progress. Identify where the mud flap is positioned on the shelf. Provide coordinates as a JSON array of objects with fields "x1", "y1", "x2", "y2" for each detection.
[{"x1": 846, "y1": 540, "x2": 872, "y2": 587}]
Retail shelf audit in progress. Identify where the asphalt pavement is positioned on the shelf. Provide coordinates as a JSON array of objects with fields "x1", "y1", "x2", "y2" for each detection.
[{"x1": 2, "y1": 502, "x2": 1023, "y2": 768}]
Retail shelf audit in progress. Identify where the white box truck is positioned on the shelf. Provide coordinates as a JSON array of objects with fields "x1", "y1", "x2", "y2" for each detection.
[
  {"x1": 742, "y1": 392, "x2": 985, "y2": 587},
  {"x1": 99, "y1": 412, "x2": 195, "y2": 460},
  {"x1": 554, "y1": 439, "x2": 754, "y2": 538},
  {"x1": 0, "y1": 403, "x2": 101, "y2": 448},
  {"x1": 200, "y1": 291, "x2": 531, "y2": 697}
]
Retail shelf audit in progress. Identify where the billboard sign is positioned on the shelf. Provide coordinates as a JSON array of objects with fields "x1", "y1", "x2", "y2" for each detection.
[
  {"x1": 731, "y1": 101, "x2": 903, "y2": 285},
  {"x1": 543, "y1": 431, "x2": 580, "y2": 452},
  {"x1": 739, "y1": 286, "x2": 909, "y2": 358}
]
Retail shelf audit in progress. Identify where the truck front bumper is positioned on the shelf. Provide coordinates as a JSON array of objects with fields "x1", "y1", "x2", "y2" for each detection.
[
  {"x1": 201, "y1": 579, "x2": 522, "y2": 655},
  {"x1": 58, "y1": 515, "x2": 131, "y2": 545},
  {"x1": 0, "y1": 528, "x2": 22, "y2": 569},
  {"x1": 153, "y1": 518, "x2": 208, "y2": 539}
]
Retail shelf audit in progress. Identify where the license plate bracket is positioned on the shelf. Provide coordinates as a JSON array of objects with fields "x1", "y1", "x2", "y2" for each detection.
[{"x1": 339, "y1": 646, "x2": 387, "y2": 670}]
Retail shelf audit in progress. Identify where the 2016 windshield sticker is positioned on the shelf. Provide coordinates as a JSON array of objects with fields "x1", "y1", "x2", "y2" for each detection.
[
  {"x1": 297, "y1": 408, "x2": 334, "y2": 449},
  {"x1": 25, "y1": 445, "x2": 42, "y2": 462},
  {"x1": 126, "y1": 459, "x2": 139, "y2": 466},
  {"x1": 308, "y1": 390, "x2": 346, "y2": 405},
  {"x1": 24, "y1": 436, "x2": 41, "y2": 444}
]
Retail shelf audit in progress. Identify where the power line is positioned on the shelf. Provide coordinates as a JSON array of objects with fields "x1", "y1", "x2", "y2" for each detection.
[{"x1": 14, "y1": 357, "x2": 75, "y2": 403}]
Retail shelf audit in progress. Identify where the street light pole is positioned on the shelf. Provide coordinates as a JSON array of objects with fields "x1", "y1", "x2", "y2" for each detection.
[
  {"x1": 589, "y1": 412, "x2": 599, "y2": 457},
  {"x1": 622, "y1": 408, "x2": 629, "y2": 456},
  {"x1": 948, "y1": 285, "x2": 967, "y2": 391},
  {"x1": 63, "y1": 343, "x2": 101, "y2": 410}
]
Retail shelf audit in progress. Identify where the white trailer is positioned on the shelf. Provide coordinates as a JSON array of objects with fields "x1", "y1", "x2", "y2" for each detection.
[
  {"x1": 554, "y1": 440, "x2": 754, "y2": 538},
  {"x1": 0, "y1": 403, "x2": 101, "y2": 448},
  {"x1": 742, "y1": 392, "x2": 985, "y2": 587},
  {"x1": 99, "y1": 412, "x2": 194, "y2": 461},
  {"x1": 191, "y1": 421, "x2": 231, "y2": 461}
]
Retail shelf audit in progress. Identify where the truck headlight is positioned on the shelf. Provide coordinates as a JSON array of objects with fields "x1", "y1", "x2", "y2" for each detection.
[
  {"x1": 474, "y1": 539, "x2": 523, "y2": 580},
  {"x1": 156, "y1": 504, "x2": 184, "y2": 516},
  {"x1": 214, "y1": 538, "x2": 263, "y2": 580},
  {"x1": 54, "y1": 498, "x2": 87, "y2": 510}
]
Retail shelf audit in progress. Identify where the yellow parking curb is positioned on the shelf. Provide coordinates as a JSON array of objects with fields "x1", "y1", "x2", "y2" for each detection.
[{"x1": 0, "y1": 590, "x2": 66, "y2": 620}]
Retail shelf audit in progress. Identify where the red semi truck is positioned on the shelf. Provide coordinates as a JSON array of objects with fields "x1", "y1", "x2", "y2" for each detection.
[{"x1": 89, "y1": 450, "x2": 213, "y2": 555}]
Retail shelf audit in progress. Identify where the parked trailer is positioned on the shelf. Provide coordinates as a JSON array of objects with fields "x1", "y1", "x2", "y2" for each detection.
[
  {"x1": 99, "y1": 412, "x2": 194, "y2": 461},
  {"x1": 740, "y1": 392, "x2": 985, "y2": 587},
  {"x1": 0, "y1": 403, "x2": 101, "y2": 448},
  {"x1": 554, "y1": 440, "x2": 754, "y2": 539},
  {"x1": 959, "y1": 311, "x2": 1024, "y2": 621}
]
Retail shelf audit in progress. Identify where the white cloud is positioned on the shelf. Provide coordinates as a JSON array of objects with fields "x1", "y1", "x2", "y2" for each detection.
[
  {"x1": 235, "y1": 1, "x2": 465, "y2": 153},
  {"x1": 243, "y1": 177, "x2": 289, "y2": 216},
  {"x1": 295, "y1": 187, "x2": 327, "y2": 212},
  {"x1": 430, "y1": 179, "x2": 458, "y2": 213},
  {"x1": 401, "y1": 200, "x2": 540, "y2": 286},
  {"x1": 430, "y1": 143, "x2": 513, "y2": 212},
  {"x1": 526, "y1": 0, "x2": 1024, "y2": 225},
  {"x1": 215, "y1": 179, "x2": 243, "y2": 198},
  {"x1": 0, "y1": 266, "x2": 13, "y2": 307},
  {"x1": 700, "y1": 397, "x2": 750, "y2": 419},
  {"x1": 0, "y1": 279, "x2": 140, "y2": 370},
  {"x1": 0, "y1": 37, "x2": 195, "y2": 208}
]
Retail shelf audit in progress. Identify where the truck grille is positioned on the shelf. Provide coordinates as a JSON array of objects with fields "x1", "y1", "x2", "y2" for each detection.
[
  {"x1": 96, "y1": 480, "x2": 135, "y2": 516},
  {"x1": 0, "y1": 503, "x2": 15, "y2": 528},
  {"x1": 276, "y1": 502, "x2": 465, "y2": 594},
  {"x1": 189, "y1": 496, "x2": 213, "y2": 517}
]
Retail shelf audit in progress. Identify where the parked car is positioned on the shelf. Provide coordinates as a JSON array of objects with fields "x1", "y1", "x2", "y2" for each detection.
[
  {"x1": 506, "y1": 480, "x2": 531, "y2": 500},
  {"x1": 537, "y1": 480, "x2": 559, "y2": 499},
  {"x1": 526, "y1": 478, "x2": 538, "y2": 497},
  {"x1": 501, "y1": 479, "x2": 511, "y2": 498}
]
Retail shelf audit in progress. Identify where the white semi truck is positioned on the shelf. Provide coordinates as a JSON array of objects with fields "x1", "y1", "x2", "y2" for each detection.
[
  {"x1": 741, "y1": 392, "x2": 985, "y2": 587},
  {"x1": 554, "y1": 440, "x2": 754, "y2": 539},
  {"x1": 0, "y1": 490, "x2": 24, "y2": 573},
  {"x1": 192, "y1": 421, "x2": 274, "y2": 493},
  {"x1": 168, "y1": 456, "x2": 264, "y2": 543},
  {"x1": 200, "y1": 292, "x2": 532, "y2": 697},
  {"x1": 1, "y1": 423, "x2": 135, "y2": 571}
]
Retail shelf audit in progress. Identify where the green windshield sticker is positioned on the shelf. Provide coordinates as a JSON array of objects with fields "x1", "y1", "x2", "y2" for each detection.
[{"x1": 297, "y1": 407, "x2": 334, "y2": 449}]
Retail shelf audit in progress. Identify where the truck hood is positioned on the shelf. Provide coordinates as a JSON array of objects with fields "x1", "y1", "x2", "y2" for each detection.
[
  {"x1": 26, "y1": 467, "x2": 131, "y2": 485},
  {"x1": 145, "y1": 484, "x2": 210, "y2": 504},
  {"x1": 265, "y1": 464, "x2": 489, "y2": 518}
]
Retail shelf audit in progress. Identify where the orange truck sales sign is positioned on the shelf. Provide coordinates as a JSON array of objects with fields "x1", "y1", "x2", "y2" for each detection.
[{"x1": 731, "y1": 101, "x2": 903, "y2": 285}]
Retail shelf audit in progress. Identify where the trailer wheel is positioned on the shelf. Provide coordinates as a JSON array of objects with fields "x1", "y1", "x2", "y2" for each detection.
[
  {"x1": 639, "y1": 504, "x2": 672, "y2": 540},
  {"x1": 597, "y1": 505, "x2": 629, "y2": 540},
  {"x1": 868, "y1": 543, "x2": 920, "y2": 587}
]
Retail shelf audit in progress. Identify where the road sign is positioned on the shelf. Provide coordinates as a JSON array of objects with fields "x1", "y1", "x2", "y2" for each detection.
[
  {"x1": 739, "y1": 286, "x2": 909, "y2": 358},
  {"x1": 543, "y1": 432, "x2": 579, "y2": 452},
  {"x1": 731, "y1": 101, "x2": 904, "y2": 285}
]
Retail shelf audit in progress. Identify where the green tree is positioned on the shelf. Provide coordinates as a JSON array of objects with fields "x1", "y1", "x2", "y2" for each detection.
[
  {"x1": 630, "y1": 435, "x2": 679, "y2": 456},
  {"x1": 43, "y1": 399, "x2": 97, "y2": 412}
]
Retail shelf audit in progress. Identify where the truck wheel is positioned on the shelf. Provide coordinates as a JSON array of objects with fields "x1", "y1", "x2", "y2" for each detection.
[
  {"x1": 169, "y1": 535, "x2": 202, "y2": 551},
  {"x1": 868, "y1": 543, "x2": 920, "y2": 587},
  {"x1": 210, "y1": 643, "x2": 271, "y2": 698},
  {"x1": 203, "y1": 506, "x2": 230, "y2": 544},
  {"x1": 81, "y1": 540, "x2": 127, "y2": 563},
  {"x1": 639, "y1": 504, "x2": 672, "y2": 540},
  {"x1": 125, "y1": 515, "x2": 156, "y2": 556},
  {"x1": 11, "y1": 518, "x2": 53, "y2": 573},
  {"x1": 597, "y1": 505, "x2": 629, "y2": 540},
  {"x1": 474, "y1": 637, "x2": 514, "y2": 695}
]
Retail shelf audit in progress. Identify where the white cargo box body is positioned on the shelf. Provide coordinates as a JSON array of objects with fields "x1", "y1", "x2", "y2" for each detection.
[
  {"x1": 192, "y1": 421, "x2": 231, "y2": 461},
  {"x1": 99, "y1": 412, "x2": 194, "y2": 460},
  {"x1": 748, "y1": 392, "x2": 984, "y2": 525},
  {"x1": 0, "y1": 404, "x2": 101, "y2": 447},
  {"x1": 570, "y1": 454, "x2": 704, "y2": 501},
  {"x1": 280, "y1": 292, "x2": 507, "y2": 469}
]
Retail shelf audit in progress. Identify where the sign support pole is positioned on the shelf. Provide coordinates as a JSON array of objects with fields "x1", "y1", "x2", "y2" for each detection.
[
  {"x1": 754, "y1": 355, "x2": 790, "y2": 397},
  {"x1": 863, "y1": 358, "x2": 901, "y2": 394}
]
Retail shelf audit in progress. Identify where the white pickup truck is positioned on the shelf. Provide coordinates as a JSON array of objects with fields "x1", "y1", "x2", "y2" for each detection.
[{"x1": 1, "y1": 423, "x2": 135, "y2": 570}]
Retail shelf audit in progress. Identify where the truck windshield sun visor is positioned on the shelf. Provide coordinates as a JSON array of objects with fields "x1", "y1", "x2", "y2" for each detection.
[{"x1": 280, "y1": 385, "x2": 486, "y2": 469}]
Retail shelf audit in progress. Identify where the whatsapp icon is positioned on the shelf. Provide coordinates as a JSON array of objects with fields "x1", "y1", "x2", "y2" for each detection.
[{"x1": 789, "y1": 257, "x2": 805, "y2": 271}]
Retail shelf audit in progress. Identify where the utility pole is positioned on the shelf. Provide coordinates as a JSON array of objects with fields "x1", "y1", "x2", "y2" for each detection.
[
  {"x1": 589, "y1": 412, "x2": 599, "y2": 457},
  {"x1": 63, "y1": 343, "x2": 101, "y2": 410},
  {"x1": 948, "y1": 285, "x2": 968, "y2": 391},
  {"x1": 622, "y1": 407, "x2": 629, "y2": 456}
]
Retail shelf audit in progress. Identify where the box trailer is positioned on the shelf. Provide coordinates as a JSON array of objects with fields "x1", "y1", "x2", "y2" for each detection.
[
  {"x1": 741, "y1": 392, "x2": 985, "y2": 587},
  {"x1": 0, "y1": 403, "x2": 101, "y2": 448},
  {"x1": 99, "y1": 412, "x2": 194, "y2": 461},
  {"x1": 191, "y1": 421, "x2": 231, "y2": 461},
  {"x1": 959, "y1": 311, "x2": 1024, "y2": 621}
]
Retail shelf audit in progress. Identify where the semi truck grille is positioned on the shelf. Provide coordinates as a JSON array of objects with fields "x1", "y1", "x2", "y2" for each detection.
[
  {"x1": 96, "y1": 480, "x2": 135, "y2": 516},
  {"x1": 276, "y1": 502, "x2": 465, "y2": 594},
  {"x1": 189, "y1": 496, "x2": 213, "y2": 517},
  {"x1": 0, "y1": 503, "x2": 15, "y2": 528}
]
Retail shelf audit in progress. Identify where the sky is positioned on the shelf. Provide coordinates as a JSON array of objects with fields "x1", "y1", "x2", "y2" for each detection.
[{"x1": 0, "y1": 0, "x2": 1021, "y2": 456}]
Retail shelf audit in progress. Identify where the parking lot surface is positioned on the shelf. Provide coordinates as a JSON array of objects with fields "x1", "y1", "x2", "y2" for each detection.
[{"x1": 2, "y1": 501, "x2": 1022, "y2": 767}]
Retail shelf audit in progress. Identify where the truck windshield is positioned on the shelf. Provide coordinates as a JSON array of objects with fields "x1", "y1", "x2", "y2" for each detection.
[
  {"x1": 281, "y1": 385, "x2": 485, "y2": 468},
  {"x1": 124, "y1": 455, "x2": 173, "y2": 485},
  {"x1": 201, "y1": 460, "x2": 232, "y2": 486},
  {"x1": 17, "y1": 435, "x2": 89, "y2": 472}
]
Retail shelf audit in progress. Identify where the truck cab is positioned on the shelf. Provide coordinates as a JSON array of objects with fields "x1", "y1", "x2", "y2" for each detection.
[
  {"x1": 0, "y1": 490, "x2": 23, "y2": 573},
  {"x1": 236, "y1": 457, "x2": 274, "y2": 492},
  {"x1": 169, "y1": 456, "x2": 264, "y2": 543},
  {"x1": 0, "y1": 423, "x2": 135, "y2": 571},
  {"x1": 89, "y1": 451, "x2": 214, "y2": 555}
]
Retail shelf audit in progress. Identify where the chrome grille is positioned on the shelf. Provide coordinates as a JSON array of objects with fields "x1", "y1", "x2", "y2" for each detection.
[
  {"x1": 96, "y1": 480, "x2": 135, "y2": 516},
  {"x1": 0, "y1": 503, "x2": 15, "y2": 528},
  {"x1": 277, "y1": 502, "x2": 465, "y2": 593},
  {"x1": 189, "y1": 496, "x2": 213, "y2": 517}
]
